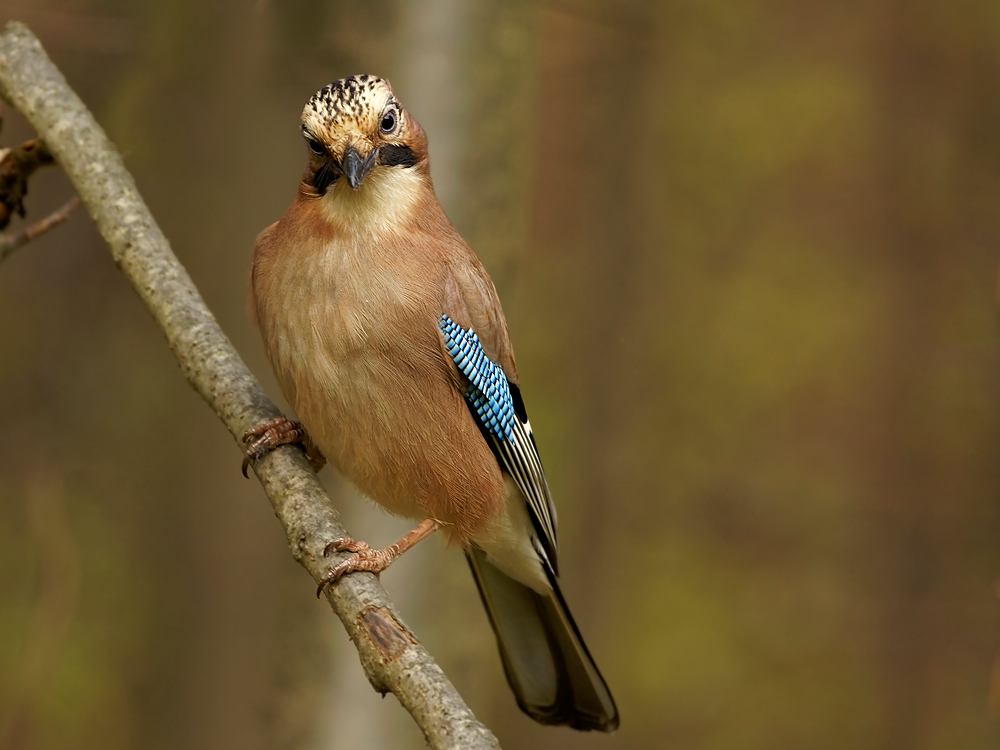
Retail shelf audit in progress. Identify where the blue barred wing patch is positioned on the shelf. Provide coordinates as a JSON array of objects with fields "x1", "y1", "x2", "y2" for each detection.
[{"x1": 439, "y1": 314, "x2": 516, "y2": 442}]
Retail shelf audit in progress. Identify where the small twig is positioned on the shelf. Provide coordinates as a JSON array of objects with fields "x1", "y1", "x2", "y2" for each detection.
[
  {"x1": 0, "y1": 136, "x2": 54, "y2": 228},
  {"x1": 0, "y1": 195, "x2": 80, "y2": 262}
]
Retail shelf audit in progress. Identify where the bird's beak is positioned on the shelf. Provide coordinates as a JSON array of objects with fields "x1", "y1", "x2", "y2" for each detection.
[{"x1": 342, "y1": 144, "x2": 379, "y2": 190}]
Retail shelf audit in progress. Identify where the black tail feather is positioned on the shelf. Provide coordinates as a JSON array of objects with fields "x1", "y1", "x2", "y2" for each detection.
[{"x1": 466, "y1": 547, "x2": 619, "y2": 732}]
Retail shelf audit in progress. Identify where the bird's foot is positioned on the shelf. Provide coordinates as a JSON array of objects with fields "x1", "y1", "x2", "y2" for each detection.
[
  {"x1": 315, "y1": 537, "x2": 398, "y2": 596},
  {"x1": 315, "y1": 519, "x2": 439, "y2": 596},
  {"x1": 241, "y1": 417, "x2": 325, "y2": 477}
]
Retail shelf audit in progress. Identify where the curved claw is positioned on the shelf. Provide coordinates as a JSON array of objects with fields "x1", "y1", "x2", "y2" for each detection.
[
  {"x1": 240, "y1": 417, "x2": 310, "y2": 478},
  {"x1": 323, "y1": 537, "x2": 370, "y2": 556},
  {"x1": 315, "y1": 552, "x2": 391, "y2": 597},
  {"x1": 240, "y1": 439, "x2": 272, "y2": 478},
  {"x1": 316, "y1": 537, "x2": 373, "y2": 596},
  {"x1": 316, "y1": 563, "x2": 348, "y2": 597},
  {"x1": 313, "y1": 520, "x2": 438, "y2": 598}
]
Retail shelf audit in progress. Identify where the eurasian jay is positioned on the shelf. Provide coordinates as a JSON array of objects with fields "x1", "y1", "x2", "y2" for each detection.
[{"x1": 245, "y1": 75, "x2": 618, "y2": 732}]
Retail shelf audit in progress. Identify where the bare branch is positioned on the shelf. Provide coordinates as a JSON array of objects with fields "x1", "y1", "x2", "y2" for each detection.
[
  {"x1": 0, "y1": 21, "x2": 499, "y2": 750},
  {"x1": 0, "y1": 195, "x2": 80, "y2": 261}
]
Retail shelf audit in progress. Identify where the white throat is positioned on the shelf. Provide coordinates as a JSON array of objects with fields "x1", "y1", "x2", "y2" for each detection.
[{"x1": 320, "y1": 166, "x2": 425, "y2": 236}]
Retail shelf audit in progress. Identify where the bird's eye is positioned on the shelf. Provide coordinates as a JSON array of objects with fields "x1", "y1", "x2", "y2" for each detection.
[
  {"x1": 306, "y1": 137, "x2": 325, "y2": 156},
  {"x1": 380, "y1": 110, "x2": 397, "y2": 134}
]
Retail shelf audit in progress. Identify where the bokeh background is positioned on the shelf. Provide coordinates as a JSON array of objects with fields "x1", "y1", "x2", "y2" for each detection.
[{"x1": 2, "y1": 1, "x2": 1000, "y2": 748}]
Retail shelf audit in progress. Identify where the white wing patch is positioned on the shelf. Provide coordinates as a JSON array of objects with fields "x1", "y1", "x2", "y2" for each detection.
[{"x1": 487, "y1": 416, "x2": 559, "y2": 570}]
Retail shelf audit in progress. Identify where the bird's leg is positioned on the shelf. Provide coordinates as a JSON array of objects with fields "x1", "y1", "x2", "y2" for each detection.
[
  {"x1": 241, "y1": 417, "x2": 327, "y2": 477},
  {"x1": 316, "y1": 518, "x2": 439, "y2": 596}
]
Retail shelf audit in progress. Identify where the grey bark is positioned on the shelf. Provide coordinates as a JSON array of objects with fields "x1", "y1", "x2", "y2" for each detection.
[{"x1": 0, "y1": 21, "x2": 499, "y2": 750}]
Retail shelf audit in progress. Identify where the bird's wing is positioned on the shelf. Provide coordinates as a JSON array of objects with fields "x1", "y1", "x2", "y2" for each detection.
[{"x1": 438, "y1": 313, "x2": 559, "y2": 569}]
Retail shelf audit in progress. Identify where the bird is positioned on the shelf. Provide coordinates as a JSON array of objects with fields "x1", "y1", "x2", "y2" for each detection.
[{"x1": 244, "y1": 74, "x2": 618, "y2": 732}]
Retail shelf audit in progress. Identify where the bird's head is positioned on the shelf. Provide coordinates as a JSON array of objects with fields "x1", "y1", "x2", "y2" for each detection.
[{"x1": 300, "y1": 75, "x2": 426, "y2": 196}]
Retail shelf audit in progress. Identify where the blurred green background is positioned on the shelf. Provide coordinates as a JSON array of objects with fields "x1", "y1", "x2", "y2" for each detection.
[{"x1": 2, "y1": 0, "x2": 1000, "y2": 748}]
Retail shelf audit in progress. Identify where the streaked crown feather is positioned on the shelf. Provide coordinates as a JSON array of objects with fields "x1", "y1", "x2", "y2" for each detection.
[{"x1": 302, "y1": 75, "x2": 396, "y2": 140}]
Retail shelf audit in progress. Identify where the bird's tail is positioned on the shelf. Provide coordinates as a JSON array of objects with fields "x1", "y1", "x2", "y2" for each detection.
[{"x1": 465, "y1": 546, "x2": 619, "y2": 731}]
